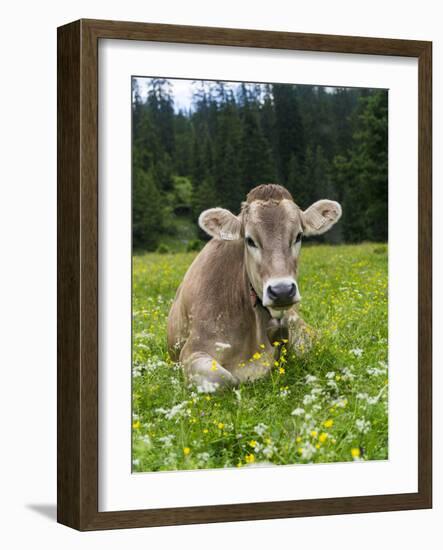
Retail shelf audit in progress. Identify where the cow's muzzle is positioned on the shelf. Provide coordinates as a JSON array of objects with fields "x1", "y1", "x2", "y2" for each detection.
[{"x1": 263, "y1": 278, "x2": 300, "y2": 308}]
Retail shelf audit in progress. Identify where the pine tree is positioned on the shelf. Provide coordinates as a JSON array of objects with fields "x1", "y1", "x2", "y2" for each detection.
[
  {"x1": 272, "y1": 84, "x2": 305, "y2": 183},
  {"x1": 132, "y1": 168, "x2": 164, "y2": 250},
  {"x1": 240, "y1": 104, "x2": 276, "y2": 189},
  {"x1": 214, "y1": 101, "x2": 244, "y2": 212}
]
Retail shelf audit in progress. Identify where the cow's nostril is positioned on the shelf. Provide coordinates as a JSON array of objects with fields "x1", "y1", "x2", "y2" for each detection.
[
  {"x1": 267, "y1": 281, "x2": 297, "y2": 302},
  {"x1": 267, "y1": 285, "x2": 278, "y2": 300}
]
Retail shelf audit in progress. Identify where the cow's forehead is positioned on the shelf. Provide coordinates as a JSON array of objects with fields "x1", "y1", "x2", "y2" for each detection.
[{"x1": 244, "y1": 199, "x2": 302, "y2": 232}]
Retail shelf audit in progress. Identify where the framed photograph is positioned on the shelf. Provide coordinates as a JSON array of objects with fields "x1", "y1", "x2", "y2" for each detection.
[{"x1": 57, "y1": 19, "x2": 432, "y2": 530}]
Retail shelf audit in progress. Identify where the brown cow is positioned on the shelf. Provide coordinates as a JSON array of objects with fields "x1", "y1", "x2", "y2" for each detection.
[{"x1": 167, "y1": 184, "x2": 342, "y2": 392}]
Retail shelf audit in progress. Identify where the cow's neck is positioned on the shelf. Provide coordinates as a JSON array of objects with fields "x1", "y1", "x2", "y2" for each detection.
[{"x1": 247, "y1": 279, "x2": 289, "y2": 345}]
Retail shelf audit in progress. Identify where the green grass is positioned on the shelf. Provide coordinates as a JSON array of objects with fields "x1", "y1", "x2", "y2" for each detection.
[{"x1": 132, "y1": 243, "x2": 388, "y2": 471}]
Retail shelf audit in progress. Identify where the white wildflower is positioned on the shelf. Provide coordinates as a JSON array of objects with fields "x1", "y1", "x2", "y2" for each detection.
[
  {"x1": 254, "y1": 423, "x2": 268, "y2": 436},
  {"x1": 357, "y1": 392, "x2": 369, "y2": 401},
  {"x1": 155, "y1": 401, "x2": 188, "y2": 420},
  {"x1": 158, "y1": 434, "x2": 175, "y2": 447},
  {"x1": 195, "y1": 380, "x2": 219, "y2": 393},
  {"x1": 300, "y1": 442, "x2": 317, "y2": 460},
  {"x1": 303, "y1": 394, "x2": 316, "y2": 406},
  {"x1": 350, "y1": 348, "x2": 363, "y2": 357},
  {"x1": 341, "y1": 366, "x2": 355, "y2": 380},
  {"x1": 356, "y1": 418, "x2": 371, "y2": 434},
  {"x1": 197, "y1": 452, "x2": 210, "y2": 464},
  {"x1": 291, "y1": 408, "x2": 305, "y2": 417},
  {"x1": 262, "y1": 443, "x2": 277, "y2": 458}
]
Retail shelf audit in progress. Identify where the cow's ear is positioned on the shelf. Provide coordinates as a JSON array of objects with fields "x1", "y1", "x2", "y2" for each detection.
[
  {"x1": 198, "y1": 208, "x2": 242, "y2": 240},
  {"x1": 302, "y1": 200, "x2": 342, "y2": 236}
]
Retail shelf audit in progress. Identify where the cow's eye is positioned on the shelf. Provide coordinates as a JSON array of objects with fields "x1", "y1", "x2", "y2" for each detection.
[
  {"x1": 294, "y1": 232, "x2": 303, "y2": 245},
  {"x1": 246, "y1": 236, "x2": 257, "y2": 248}
]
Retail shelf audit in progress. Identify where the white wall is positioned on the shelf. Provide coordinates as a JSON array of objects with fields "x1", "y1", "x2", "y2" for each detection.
[{"x1": 0, "y1": 0, "x2": 440, "y2": 547}]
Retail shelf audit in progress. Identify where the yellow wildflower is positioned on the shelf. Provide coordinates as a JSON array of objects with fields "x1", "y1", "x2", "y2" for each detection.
[
  {"x1": 296, "y1": 436, "x2": 302, "y2": 443},
  {"x1": 279, "y1": 367, "x2": 285, "y2": 374},
  {"x1": 323, "y1": 419, "x2": 334, "y2": 428},
  {"x1": 297, "y1": 447, "x2": 303, "y2": 455},
  {"x1": 245, "y1": 454, "x2": 255, "y2": 464},
  {"x1": 351, "y1": 448, "x2": 361, "y2": 458},
  {"x1": 249, "y1": 440, "x2": 257, "y2": 448},
  {"x1": 203, "y1": 428, "x2": 209, "y2": 434},
  {"x1": 210, "y1": 360, "x2": 218, "y2": 371},
  {"x1": 252, "y1": 352, "x2": 261, "y2": 360},
  {"x1": 132, "y1": 420, "x2": 140, "y2": 430},
  {"x1": 319, "y1": 432, "x2": 328, "y2": 443},
  {"x1": 315, "y1": 443, "x2": 320, "y2": 449},
  {"x1": 310, "y1": 430, "x2": 318, "y2": 438},
  {"x1": 217, "y1": 422, "x2": 224, "y2": 430},
  {"x1": 259, "y1": 343, "x2": 265, "y2": 349},
  {"x1": 183, "y1": 447, "x2": 191, "y2": 456}
]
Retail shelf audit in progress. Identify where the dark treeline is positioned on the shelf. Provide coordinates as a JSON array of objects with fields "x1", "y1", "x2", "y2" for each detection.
[{"x1": 132, "y1": 79, "x2": 387, "y2": 251}]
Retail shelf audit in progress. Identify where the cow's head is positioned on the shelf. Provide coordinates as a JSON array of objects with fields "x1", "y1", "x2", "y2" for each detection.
[{"x1": 199, "y1": 184, "x2": 342, "y2": 318}]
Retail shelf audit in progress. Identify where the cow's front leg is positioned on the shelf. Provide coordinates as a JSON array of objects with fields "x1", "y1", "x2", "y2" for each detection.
[
  {"x1": 287, "y1": 310, "x2": 315, "y2": 356},
  {"x1": 182, "y1": 351, "x2": 238, "y2": 393}
]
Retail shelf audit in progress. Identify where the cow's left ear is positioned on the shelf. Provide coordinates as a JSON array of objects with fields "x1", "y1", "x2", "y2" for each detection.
[
  {"x1": 198, "y1": 208, "x2": 242, "y2": 240},
  {"x1": 302, "y1": 200, "x2": 342, "y2": 236}
]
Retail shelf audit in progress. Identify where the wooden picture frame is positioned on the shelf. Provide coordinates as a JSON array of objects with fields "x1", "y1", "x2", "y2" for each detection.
[{"x1": 57, "y1": 18, "x2": 432, "y2": 530}]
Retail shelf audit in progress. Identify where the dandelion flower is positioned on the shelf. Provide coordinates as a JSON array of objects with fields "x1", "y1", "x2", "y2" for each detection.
[
  {"x1": 351, "y1": 448, "x2": 361, "y2": 459},
  {"x1": 183, "y1": 447, "x2": 191, "y2": 456}
]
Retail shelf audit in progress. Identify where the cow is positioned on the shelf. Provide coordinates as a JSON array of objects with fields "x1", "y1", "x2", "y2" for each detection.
[{"x1": 167, "y1": 184, "x2": 342, "y2": 392}]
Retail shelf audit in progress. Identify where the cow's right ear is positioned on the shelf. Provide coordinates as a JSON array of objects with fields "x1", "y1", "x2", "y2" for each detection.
[{"x1": 198, "y1": 208, "x2": 242, "y2": 240}]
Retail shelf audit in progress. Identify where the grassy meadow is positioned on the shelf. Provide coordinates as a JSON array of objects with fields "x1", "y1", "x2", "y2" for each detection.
[{"x1": 132, "y1": 243, "x2": 388, "y2": 472}]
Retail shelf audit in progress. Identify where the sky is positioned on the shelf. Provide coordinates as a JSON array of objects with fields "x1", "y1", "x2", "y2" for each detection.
[{"x1": 134, "y1": 77, "x2": 243, "y2": 112}]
